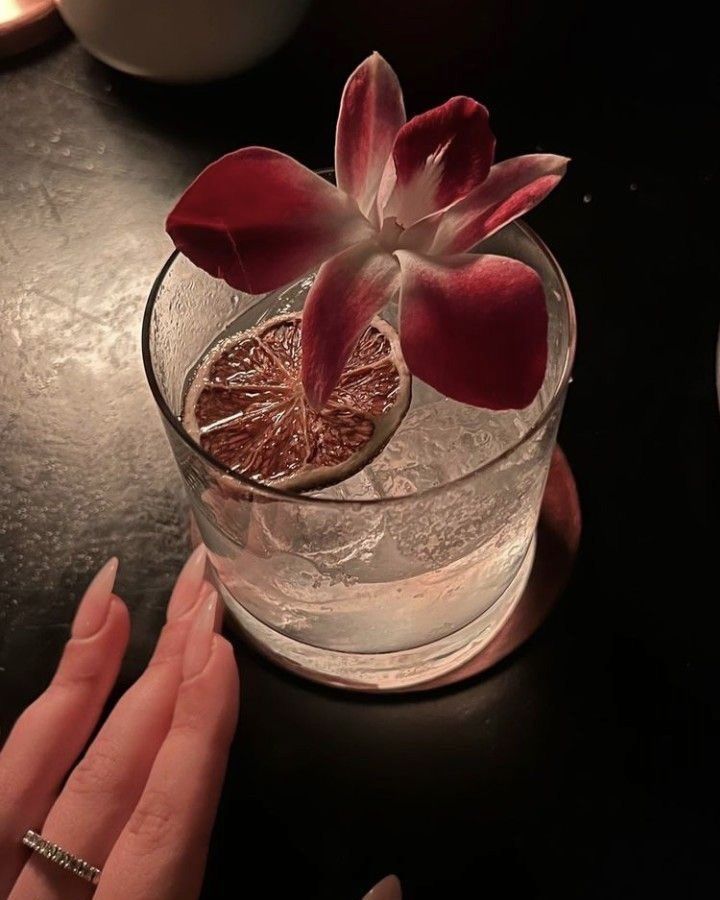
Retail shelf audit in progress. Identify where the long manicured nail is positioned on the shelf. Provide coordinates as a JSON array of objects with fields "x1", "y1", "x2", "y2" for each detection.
[
  {"x1": 183, "y1": 590, "x2": 218, "y2": 679},
  {"x1": 167, "y1": 544, "x2": 207, "y2": 621},
  {"x1": 72, "y1": 557, "x2": 119, "y2": 638},
  {"x1": 197, "y1": 580, "x2": 215, "y2": 603},
  {"x1": 174, "y1": 580, "x2": 215, "y2": 623},
  {"x1": 363, "y1": 875, "x2": 402, "y2": 900}
]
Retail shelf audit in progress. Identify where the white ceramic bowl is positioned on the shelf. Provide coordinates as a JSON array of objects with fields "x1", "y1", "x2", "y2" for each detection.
[{"x1": 56, "y1": 0, "x2": 310, "y2": 83}]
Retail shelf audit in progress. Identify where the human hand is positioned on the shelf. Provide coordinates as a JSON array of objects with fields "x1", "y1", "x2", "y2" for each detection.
[
  {"x1": 362, "y1": 874, "x2": 402, "y2": 899},
  {"x1": 0, "y1": 546, "x2": 239, "y2": 900}
]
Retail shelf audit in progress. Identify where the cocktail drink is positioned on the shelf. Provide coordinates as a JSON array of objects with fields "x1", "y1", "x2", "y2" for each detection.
[{"x1": 143, "y1": 55, "x2": 576, "y2": 689}]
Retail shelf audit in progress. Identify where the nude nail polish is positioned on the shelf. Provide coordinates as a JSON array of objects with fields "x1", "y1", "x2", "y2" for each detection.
[
  {"x1": 182, "y1": 590, "x2": 218, "y2": 679},
  {"x1": 362, "y1": 875, "x2": 402, "y2": 900},
  {"x1": 197, "y1": 580, "x2": 215, "y2": 603},
  {"x1": 166, "y1": 544, "x2": 207, "y2": 621},
  {"x1": 173, "y1": 580, "x2": 216, "y2": 624},
  {"x1": 71, "y1": 557, "x2": 119, "y2": 638}
]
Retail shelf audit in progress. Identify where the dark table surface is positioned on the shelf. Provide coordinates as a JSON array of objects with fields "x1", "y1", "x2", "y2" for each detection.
[{"x1": 1, "y1": 3, "x2": 719, "y2": 898}]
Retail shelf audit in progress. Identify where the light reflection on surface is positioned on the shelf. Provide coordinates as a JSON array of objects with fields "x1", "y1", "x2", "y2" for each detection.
[
  {"x1": 1, "y1": 0, "x2": 47, "y2": 27},
  {"x1": 0, "y1": 0, "x2": 22, "y2": 27}
]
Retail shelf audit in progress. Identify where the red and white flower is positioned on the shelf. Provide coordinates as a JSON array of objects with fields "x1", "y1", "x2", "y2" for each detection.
[{"x1": 167, "y1": 53, "x2": 567, "y2": 410}]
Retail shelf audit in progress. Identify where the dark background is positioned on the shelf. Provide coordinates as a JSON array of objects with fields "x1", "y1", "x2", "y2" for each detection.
[{"x1": 1, "y1": 2, "x2": 719, "y2": 897}]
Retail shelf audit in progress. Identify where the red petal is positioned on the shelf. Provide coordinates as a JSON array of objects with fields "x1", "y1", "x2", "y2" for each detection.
[
  {"x1": 166, "y1": 148, "x2": 371, "y2": 294},
  {"x1": 396, "y1": 251, "x2": 548, "y2": 409},
  {"x1": 383, "y1": 97, "x2": 495, "y2": 227},
  {"x1": 401, "y1": 154, "x2": 569, "y2": 254},
  {"x1": 335, "y1": 53, "x2": 406, "y2": 223},
  {"x1": 301, "y1": 241, "x2": 400, "y2": 409}
]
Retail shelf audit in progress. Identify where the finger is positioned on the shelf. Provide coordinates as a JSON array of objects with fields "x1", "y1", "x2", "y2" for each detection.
[
  {"x1": 96, "y1": 592, "x2": 239, "y2": 900},
  {"x1": 0, "y1": 559, "x2": 130, "y2": 895},
  {"x1": 363, "y1": 875, "x2": 403, "y2": 899},
  {"x1": 10, "y1": 549, "x2": 213, "y2": 900},
  {"x1": 166, "y1": 544, "x2": 207, "y2": 621}
]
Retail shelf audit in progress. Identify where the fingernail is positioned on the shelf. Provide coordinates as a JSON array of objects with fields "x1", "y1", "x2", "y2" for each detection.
[
  {"x1": 197, "y1": 580, "x2": 215, "y2": 604},
  {"x1": 363, "y1": 875, "x2": 402, "y2": 900},
  {"x1": 166, "y1": 544, "x2": 207, "y2": 621},
  {"x1": 72, "y1": 557, "x2": 119, "y2": 638},
  {"x1": 174, "y1": 579, "x2": 215, "y2": 624},
  {"x1": 182, "y1": 590, "x2": 218, "y2": 679}
]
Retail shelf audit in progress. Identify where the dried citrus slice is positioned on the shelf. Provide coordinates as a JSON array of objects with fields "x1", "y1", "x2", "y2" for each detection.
[{"x1": 183, "y1": 313, "x2": 411, "y2": 492}]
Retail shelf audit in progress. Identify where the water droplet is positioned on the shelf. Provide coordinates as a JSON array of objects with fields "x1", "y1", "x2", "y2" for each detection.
[
  {"x1": 60, "y1": 147, "x2": 71, "y2": 157},
  {"x1": 49, "y1": 135, "x2": 61, "y2": 144},
  {"x1": 27, "y1": 139, "x2": 36, "y2": 149},
  {"x1": 85, "y1": 162, "x2": 95, "y2": 171},
  {"x1": 96, "y1": 142, "x2": 106, "y2": 155},
  {"x1": 583, "y1": 193, "x2": 592, "y2": 204},
  {"x1": 629, "y1": 182, "x2": 638, "y2": 191}
]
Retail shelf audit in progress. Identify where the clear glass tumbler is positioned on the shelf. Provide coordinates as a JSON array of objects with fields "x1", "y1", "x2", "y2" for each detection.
[{"x1": 143, "y1": 221, "x2": 576, "y2": 690}]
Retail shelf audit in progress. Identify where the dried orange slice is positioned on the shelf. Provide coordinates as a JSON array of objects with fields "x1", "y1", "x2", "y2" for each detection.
[{"x1": 183, "y1": 313, "x2": 411, "y2": 492}]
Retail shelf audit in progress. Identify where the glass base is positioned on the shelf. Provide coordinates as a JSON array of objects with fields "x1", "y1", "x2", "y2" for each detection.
[{"x1": 219, "y1": 535, "x2": 536, "y2": 692}]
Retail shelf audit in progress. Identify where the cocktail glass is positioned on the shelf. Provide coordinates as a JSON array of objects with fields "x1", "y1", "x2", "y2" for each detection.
[{"x1": 143, "y1": 219, "x2": 575, "y2": 690}]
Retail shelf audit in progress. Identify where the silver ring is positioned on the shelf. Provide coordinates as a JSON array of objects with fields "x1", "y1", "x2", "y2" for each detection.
[{"x1": 22, "y1": 830, "x2": 101, "y2": 886}]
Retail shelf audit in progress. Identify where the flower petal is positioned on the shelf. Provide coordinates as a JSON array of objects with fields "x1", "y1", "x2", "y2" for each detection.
[
  {"x1": 166, "y1": 148, "x2": 371, "y2": 294},
  {"x1": 396, "y1": 251, "x2": 548, "y2": 409},
  {"x1": 301, "y1": 241, "x2": 400, "y2": 409},
  {"x1": 383, "y1": 97, "x2": 495, "y2": 227},
  {"x1": 401, "y1": 154, "x2": 569, "y2": 254},
  {"x1": 335, "y1": 52, "x2": 406, "y2": 223}
]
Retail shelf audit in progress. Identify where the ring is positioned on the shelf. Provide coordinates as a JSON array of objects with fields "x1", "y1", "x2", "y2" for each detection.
[{"x1": 22, "y1": 830, "x2": 101, "y2": 886}]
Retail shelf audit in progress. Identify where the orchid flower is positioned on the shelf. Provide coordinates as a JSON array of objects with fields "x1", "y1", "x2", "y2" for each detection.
[{"x1": 167, "y1": 53, "x2": 568, "y2": 411}]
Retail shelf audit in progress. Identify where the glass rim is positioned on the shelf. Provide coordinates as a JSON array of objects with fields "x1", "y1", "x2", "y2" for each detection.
[{"x1": 142, "y1": 220, "x2": 577, "y2": 508}]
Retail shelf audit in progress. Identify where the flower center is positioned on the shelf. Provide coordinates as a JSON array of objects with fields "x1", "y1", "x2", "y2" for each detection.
[{"x1": 377, "y1": 216, "x2": 404, "y2": 252}]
